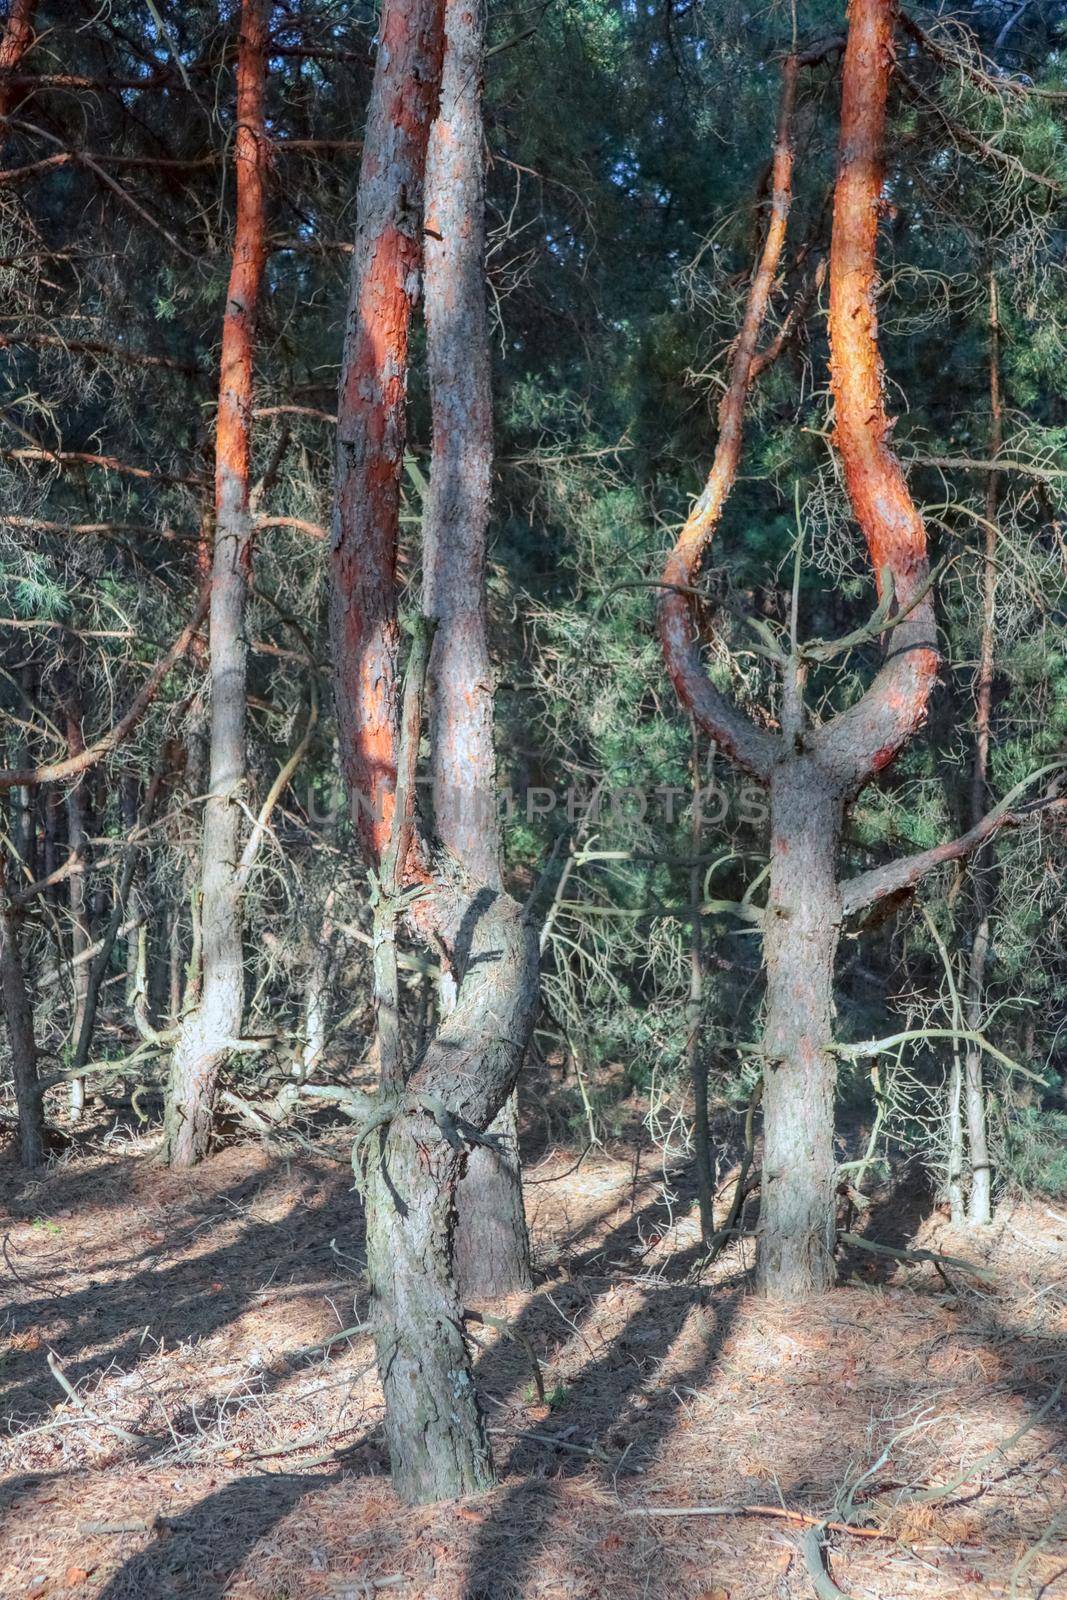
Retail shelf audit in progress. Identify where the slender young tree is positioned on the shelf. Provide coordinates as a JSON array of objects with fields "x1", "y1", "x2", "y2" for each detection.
[
  {"x1": 0, "y1": 851, "x2": 42, "y2": 1166},
  {"x1": 658, "y1": 0, "x2": 1054, "y2": 1297},
  {"x1": 163, "y1": 0, "x2": 270, "y2": 1167},
  {"x1": 423, "y1": 0, "x2": 533, "y2": 1300},
  {"x1": 64, "y1": 706, "x2": 92, "y2": 1121},
  {"x1": 330, "y1": 0, "x2": 539, "y2": 1501},
  {"x1": 959, "y1": 275, "x2": 1003, "y2": 1225}
]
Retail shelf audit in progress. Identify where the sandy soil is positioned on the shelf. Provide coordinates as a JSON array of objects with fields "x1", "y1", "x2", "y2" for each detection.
[{"x1": 2, "y1": 1133, "x2": 1065, "y2": 1599}]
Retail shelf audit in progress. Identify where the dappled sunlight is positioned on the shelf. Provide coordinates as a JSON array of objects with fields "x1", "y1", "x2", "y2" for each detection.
[{"x1": 3, "y1": 1149, "x2": 1065, "y2": 1598}]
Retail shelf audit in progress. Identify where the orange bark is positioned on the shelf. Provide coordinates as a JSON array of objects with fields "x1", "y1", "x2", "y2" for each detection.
[
  {"x1": 657, "y1": 56, "x2": 797, "y2": 781},
  {"x1": 0, "y1": 0, "x2": 35, "y2": 121},
  {"x1": 820, "y1": 0, "x2": 938, "y2": 784},
  {"x1": 215, "y1": 0, "x2": 268, "y2": 540},
  {"x1": 330, "y1": 0, "x2": 445, "y2": 866}
]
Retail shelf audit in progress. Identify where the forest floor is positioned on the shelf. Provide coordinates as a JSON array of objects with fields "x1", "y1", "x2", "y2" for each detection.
[{"x1": 1, "y1": 1121, "x2": 1066, "y2": 1600}]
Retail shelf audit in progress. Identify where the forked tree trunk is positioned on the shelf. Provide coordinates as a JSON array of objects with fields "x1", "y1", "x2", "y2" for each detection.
[
  {"x1": 423, "y1": 0, "x2": 532, "y2": 1299},
  {"x1": 758, "y1": 766, "x2": 844, "y2": 1297},
  {"x1": 163, "y1": 0, "x2": 268, "y2": 1167},
  {"x1": 658, "y1": 1, "x2": 948, "y2": 1299}
]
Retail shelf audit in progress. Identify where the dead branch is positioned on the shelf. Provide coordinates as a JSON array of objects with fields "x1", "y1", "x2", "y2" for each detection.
[
  {"x1": 623, "y1": 1504, "x2": 889, "y2": 1538},
  {"x1": 801, "y1": 1526, "x2": 855, "y2": 1600},
  {"x1": 0, "y1": 331, "x2": 201, "y2": 374},
  {"x1": 837, "y1": 1231, "x2": 995, "y2": 1283},
  {"x1": 840, "y1": 761, "x2": 1067, "y2": 913},
  {"x1": 1, "y1": 445, "x2": 204, "y2": 487},
  {"x1": 0, "y1": 587, "x2": 208, "y2": 791}
]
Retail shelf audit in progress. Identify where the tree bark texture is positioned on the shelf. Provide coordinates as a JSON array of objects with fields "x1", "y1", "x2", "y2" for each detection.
[
  {"x1": 962, "y1": 274, "x2": 1002, "y2": 1226},
  {"x1": 330, "y1": 0, "x2": 443, "y2": 868},
  {"x1": 0, "y1": 853, "x2": 43, "y2": 1166},
  {"x1": 64, "y1": 711, "x2": 91, "y2": 1122},
  {"x1": 658, "y1": 0, "x2": 946, "y2": 1298},
  {"x1": 362, "y1": 880, "x2": 538, "y2": 1497},
  {"x1": 331, "y1": 0, "x2": 547, "y2": 1497},
  {"x1": 0, "y1": 0, "x2": 36, "y2": 122},
  {"x1": 423, "y1": 0, "x2": 532, "y2": 1299},
  {"x1": 163, "y1": 0, "x2": 268, "y2": 1168},
  {"x1": 757, "y1": 767, "x2": 843, "y2": 1297}
]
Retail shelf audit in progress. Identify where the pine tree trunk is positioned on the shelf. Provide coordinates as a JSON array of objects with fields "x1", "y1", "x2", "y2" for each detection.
[
  {"x1": 364, "y1": 1120, "x2": 494, "y2": 1501},
  {"x1": 757, "y1": 765, "x2": 844, "y2": 1299},
  {"x1": 65, "y1": 713, "x2": 92, "y2": 1123},
  {"x1": 454, "y1": 1093, "x2": 532, "y2": 1299},
  {"x1": 946, "y1": 1042, "x2": 965, "y2": 1224},
  {"x1": 423, "y1": 0, "x2": 532, "y2": 1297},
  {"x1": 1, "y1": 856, "x2": 43, "y2": 1167},
  {"x1": 0, "y1": 0, "x2": 37, "y2": 122},
  {"x1": 961, "y1": 274, "x2": 1001, "y2": 1227},
  {"x1": 162, "y1": 0, "x2": 268, "y2": 1167},
  {"x1": 964, "y1": 919, "x2": 993, "y2": 1223}
]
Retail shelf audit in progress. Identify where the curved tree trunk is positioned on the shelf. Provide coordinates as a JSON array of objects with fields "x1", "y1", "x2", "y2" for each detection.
[
  {"x1": 657, "y1": 0, "x2": 945, "y2": 1299},
  {"x1": 423, "y1": 0, "x2": 532, "y2": 1300},
  {"x1": 163, "y1": 0, "x2": 268, "y2": 1168}
]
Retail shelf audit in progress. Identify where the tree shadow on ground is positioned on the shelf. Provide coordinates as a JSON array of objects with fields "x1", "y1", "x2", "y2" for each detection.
[
  {"x1": 11, "y1": 1160, "x2": 734, "y2": 1600},
  {"x1": 91, "y1": 1471, "x2": 347, "y2": 1600},
  {"x1": 461, "y1": 1171, "x2": 747, "y2": 1598},
  {"x1": 0, "y1": 1150, "x2": 361, "y2": 1425}
]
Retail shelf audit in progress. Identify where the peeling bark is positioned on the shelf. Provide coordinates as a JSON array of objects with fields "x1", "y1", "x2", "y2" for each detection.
[
  {"x1": 654, "y1": 0, "x2": 953, "y2": 1298},
  {"x1": 0, "y1": 0, "x2": 36, "y2": 123},
  {"x1": 330, "y1": 0, "x2": 443, "y2": 868},
  {"x1": 815, "y1": 0, "x2": 939, "y2": 792},
  {"x1": 657, "y1": 55, "x2": 796, "y2": 784},
  {"x1": 331, "y1": 0, "x2": 543, "y2": 1499}
]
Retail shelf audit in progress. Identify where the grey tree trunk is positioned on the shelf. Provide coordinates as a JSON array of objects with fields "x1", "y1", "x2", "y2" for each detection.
[
  {"x1": 453, "y1": 1093, "x2": 532, "y2": 1300},
  {"x1": 423, "y1": 0, "x2": 532, "y2": 1299},
  {"x1": 964, "y1": 918, "x2": 993, "y2": 1223},
  {"x1": 1, "y1": 858, "x2": 43, "y2": 1167},
  {"x1": 364, "y1": 1122, "x2": 493, "y2": 1502},
  {"x1": 757, "y1": 764, "x2": 844, "y2": 1298},
  {"x1": 946, "y1": 1041, "x2": 965, "y2": 1224},
  {"x1": 162, "y1": 556, "x2": 250, "y2": 1165},
  {"x1": 296, "y1": 890, "x2": 336, "y2": 1081},
  {"x1": 65, "y1": 713, "x2": 92, "y2": 1123}
]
